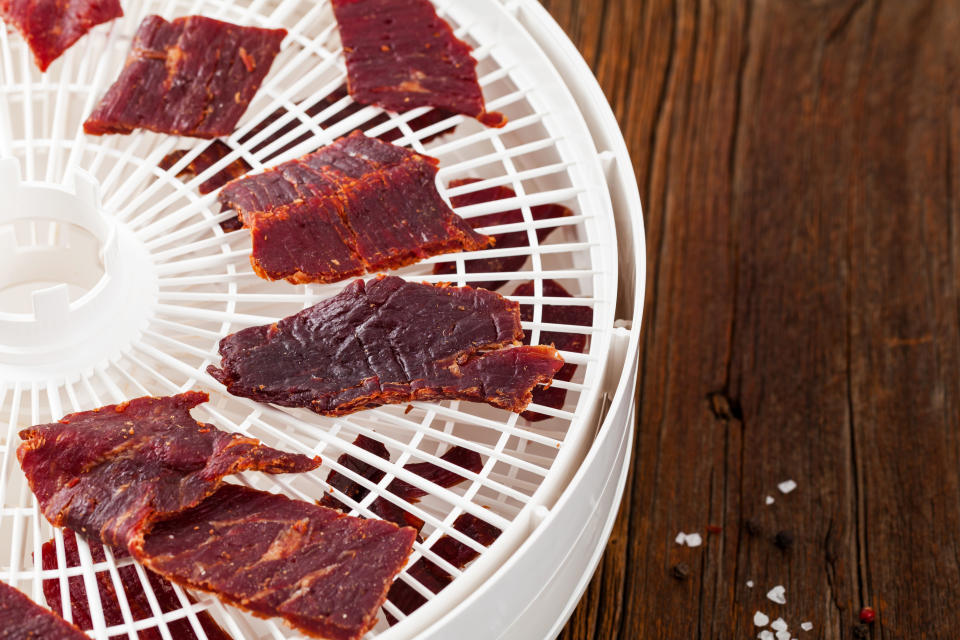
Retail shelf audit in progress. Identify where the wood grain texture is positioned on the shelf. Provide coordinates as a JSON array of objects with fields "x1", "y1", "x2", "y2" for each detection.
[{"x1": 545, "y1": 1, "x2": 960, "y2": 638}]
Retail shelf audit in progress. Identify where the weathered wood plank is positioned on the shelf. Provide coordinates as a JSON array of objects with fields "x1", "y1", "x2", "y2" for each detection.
[{"x1": 545, "y1": 0, "x2": 960, "y2": 637}]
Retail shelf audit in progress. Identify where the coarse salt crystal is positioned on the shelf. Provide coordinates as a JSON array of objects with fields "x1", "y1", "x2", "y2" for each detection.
[
  {"x1": 771, "y1": 618, "x2": 788, "y2": 631},
  {"x1": 775, "y1": 632, "x2": 790, "y2": 640},
  {"x1": 685, "y1": 532, "x2": 703, "y2": 547},
  {"x1": 765, "y1": 495, "x2": 775, "y2": 505},
  {"x1": 801, "y1": 622, "x2": 813, "y2": 631},
  {"x1": 746, "y1": 580, "x2": 755, "y2": 588},
  {"x1": 753, "y1": 611, "x2": 769, "y2": 627},
  {"x1": 766, "y1": 585, "x2": 786, "y2": 604},
  {"x1": 675, "y1": 532, "x2": 686, "y2": 545},
  {"x1": 758, "y1": 631, "x2": 774, "y2": 640},
  {"x1": 777, "y1": 479, "x2": 797, "y2": 494}
]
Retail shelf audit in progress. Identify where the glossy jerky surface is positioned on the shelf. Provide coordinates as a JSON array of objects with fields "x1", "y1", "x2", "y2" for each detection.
[
  {"x1": 0, "y1": 580, "x2": 89, "y2": 639},
  {"x1": 218, "y1": 131, "x2": 490, "y2": 283},
  {"x1": 141, "y1": 483, "x2": 416, "y2": 640},
  {"x1": 209, "y1": 276, "x2": 563, "y2": 415},
  {"x1": 0, "y1": 0, "x2": 122, "y2": 71},
  {"x1": 433, "y1": 178, "x2": 573, "y2": 290},
  {"x1": 17, "y1": 391, "x2": 319, "y2": 550},
  {"x1": 83, "y1": 15, "x2": 285, "y2": 138},
  {"x1": 331, "y1": 0, "x2": 505, "y2": 127},
  {"x1": 41, "y1": 530, "x2": 232, "y2": 640},
  {"x1": 512, "y1": 280, "x2": 592, "y2": 421},
  {"x1": 160, "y1": 86, "x2": 456, "y2": 202}
]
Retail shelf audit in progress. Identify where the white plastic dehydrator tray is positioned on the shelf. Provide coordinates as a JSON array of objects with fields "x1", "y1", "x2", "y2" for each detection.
[{"x1": 0, "y1": 0, "x2": 645, "y2": 638}]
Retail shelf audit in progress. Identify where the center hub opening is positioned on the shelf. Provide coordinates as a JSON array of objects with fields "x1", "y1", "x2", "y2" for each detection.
[{"x1": 0, "y1": 219, "x2": 106, "y2": 314}]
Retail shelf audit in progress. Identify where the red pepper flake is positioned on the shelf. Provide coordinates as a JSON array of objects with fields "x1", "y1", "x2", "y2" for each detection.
[
  {"x1": 859, "y1": 606, "x2": 875, "y2": 623},
  {"x1": 706, "y1": 524, "x2": 722, "y2": 534},
  {"x1": 239, "y1": 46, "x2": 255, "y2": 72}
]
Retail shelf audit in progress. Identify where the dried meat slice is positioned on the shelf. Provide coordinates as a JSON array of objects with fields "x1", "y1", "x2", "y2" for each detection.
[
  {"x1": 208, "y1": 276, "x2": 563, "y2": 415},
  {"x1": 319, "y1": 434, "x2": 481, "y2": 534},
  {"x1": 385, "y1": 513, "x2": 501, "y2": 622},
  {"x1": 0, "y1": 0, "x2": 122, "y2": 71},
  {"x1": 433, "y1": 178, "x2": 573, "y2": 290},
  {"x1": 319, "y1": 435, "x2": 391, "y2": 512},
  {"x1": 160, "y1": 85, "x2": 457, "y2": 203},
  {"x1": 332, "y1": 0, "x2": 505, "y2": 127},
  {"x1": 512, "y1": 280, "x2": 592, "y2": 421},
  {"x1": 140, "y1": 483, "x2": 416, "y2": 640},
  {"x1": 17, "y1": 391, "x2": 319, "y2": 550},
  {"x1": 83, "y1": 15, "x2": 285, "y2": 138},
  {"x1": 218, "y1": 131, "x2": 491, "y2": 283},
  {"x1": 0, "y1": 580, "x2": 89, "y2": 639},
  {"x1": 41, "y1": 530, "x2": 232, "y2": 640},
  {"x1": 369, "y1": 445, "x2": 482, "y2": 532}
]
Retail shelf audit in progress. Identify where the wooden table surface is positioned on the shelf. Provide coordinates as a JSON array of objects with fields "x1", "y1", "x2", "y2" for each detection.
[{"x1": 544, "y1": 1, "x2": 958, "y2": 638}]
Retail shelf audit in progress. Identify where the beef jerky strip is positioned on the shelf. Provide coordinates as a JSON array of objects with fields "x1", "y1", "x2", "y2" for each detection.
[
  {"x1": 208, "y1": 275, "x2": 564, "y2": 415},
  {"x1": 319, "y1": 434, "x2": 391, "y2": 512},
  {"x1": 0, "y1": 0, "x2": 122, "y2": 71},
  {"x1": 332, "y1": 0, "x2": 505, "y2": 127},
  {"x1": 320, "y1": 434, "x2": 481, "y2": 532},
  {"x1": 84, "y1": 15, "x2": 285, "y2": 138},
  {"x1": 17, "y1": 391, "x2": 319, "y2": 551},
  {"x1": 385, "y1": 513, "x2": 501, "y2": 623},
  {"x1": 433, "y1": 178, "x2": 573, "y2": 290},
  {"x1": 19, "y1": 394, "x2": 415, "y2": 640},
  {"x1": 369, "y1": 445, "x2": 482, "y2": 532},
  {"x1": 218, "y1": 131, "x2": 491, "y2": 283},
  {"x1": 42, "y1": 529, "x2": 233, "y2": 640},
  {"x1": 512, "y1": 280, "x2": 592, "y2": 421},
  {"x1": 140, "y1": 483, "x2": 416, "y2": 640},
  {"x1": 0, "y1": 580, "x2": 89, "y2": 639},
  {"x1": 160, "y1": 85, "x2": 456, "y2": 206}
]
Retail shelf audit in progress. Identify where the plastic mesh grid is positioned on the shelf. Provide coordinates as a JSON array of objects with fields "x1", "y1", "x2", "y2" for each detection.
[{"x1": 0, "y1": 0, "x2": 618, "y2": 637}]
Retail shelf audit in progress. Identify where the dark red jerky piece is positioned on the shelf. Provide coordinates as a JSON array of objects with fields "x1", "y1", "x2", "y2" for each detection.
[
  {"x1": 0, "y1": 0, "x2": 122, "y2": 71},
  {"x1": 159, "y1": 86, "x2": 457, "y2": 206},
  {"x1": 332, "y1": 0, "x2": 505, "y2": 127},
  {"x1": 208, "y1": 276, "x2": 562, "y2": 415},
  {"x1": 434, "y1": 178, "x2": 573, "y2": 290},
  {"x1": 0, "y1": 580, "x2": 88, "y2": 639},
  {"x1": 41, "y1": 530, "x2": 232, "y2": 640},
  {"x1": 17, "y1": 391, "x2": 319, "y2": 551},
  {"x1": 140, "y1": 483, "x2": 416, "y2": 640},
  {"x1": 385, "y1": 513, "x2": 501, "y2": 623},
  {"x1": 83, "y1": 15, "x2": 285, "y2": 138},
  {"x1": 342, "y1": 159, "x2": 488, "y2": 273},
  {"x1": 246, "y1": 198, "x2": 367, "y2": 283},
  {"x1": 218, "y1": 131, "x2": 491, "y2": 284},
  {"x1": 370, "y1": 445, "x2": 482, "y2": 532},
  {"x1": 511, "y1": 280, "x2": 592, "y2": 421},
  {"x1": 319, "y1": 434, "x2": 390, "y2": 512}
]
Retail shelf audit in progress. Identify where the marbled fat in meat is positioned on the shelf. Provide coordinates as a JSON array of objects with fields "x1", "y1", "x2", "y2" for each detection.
[
  {"x1": 332, "y1": 0, "x2": 505, "y2": 127},
  {"x1": 0, "y1": 0, "x2": 122, "y2": 71},
  {"x1": 208, "y1": 276, "x2": 563, "y2": 415},
  {"x1": 140, "y1": 484, "x2": 416, "y2": 640},
  {"x1": 84, "y1": 15, "x2": 285, "y2": 138},
  {"x1": 17, "y1": 391, "x2": 319, "y2": 550}
]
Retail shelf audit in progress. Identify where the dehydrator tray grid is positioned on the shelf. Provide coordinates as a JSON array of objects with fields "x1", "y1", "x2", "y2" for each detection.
[{"x1": 0, "y1": 0, "x2": 622, "y2": 637}]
